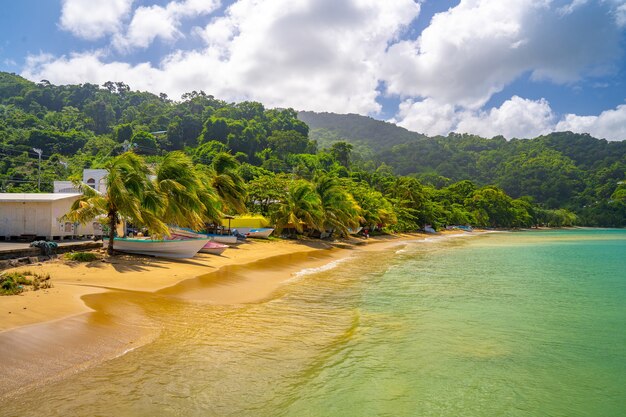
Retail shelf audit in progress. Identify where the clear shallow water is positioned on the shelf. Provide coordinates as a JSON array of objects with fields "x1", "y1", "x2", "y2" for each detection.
[{"x1": 2, "y1": 230, "x2": 625, "y2": 416}]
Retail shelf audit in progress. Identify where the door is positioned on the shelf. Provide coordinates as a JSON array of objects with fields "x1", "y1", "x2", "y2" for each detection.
[{"x1": 23, "y1": 204, "x2": 37, "y2": 235}]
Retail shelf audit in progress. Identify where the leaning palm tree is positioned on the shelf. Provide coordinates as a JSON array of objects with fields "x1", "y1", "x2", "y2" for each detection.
[
  {"x1": 209, "y1": 152, "x2": 247, "y2": 214},
  {"x1": 314, "y1": 174, "x2": 362, "y2": 237},
  {"x1": 154, "y1": 151, "x2": 222, "y2": 230},
  {"x1": 272, "y1": 179, "x2": 324, "y2": 235},
  {"x1": 63, "y1": 152, "x2": 169, "y2": 255}
]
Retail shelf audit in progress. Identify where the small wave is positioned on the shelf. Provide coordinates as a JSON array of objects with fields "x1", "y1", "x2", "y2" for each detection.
[{"x1": 287, "y1": 257, "x2": 352, "y2": 283}]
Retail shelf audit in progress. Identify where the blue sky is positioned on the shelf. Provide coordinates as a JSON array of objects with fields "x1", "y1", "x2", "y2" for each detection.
[{"x1": 1, "y1": 0, "x2": 625, "y2": 140}]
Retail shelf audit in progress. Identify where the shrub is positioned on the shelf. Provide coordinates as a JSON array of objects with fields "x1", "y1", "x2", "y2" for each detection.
[
  {"x1": 0, "y1": 272, "x2": 29, "y2": 295},
  {"x1": 0, "y1": 271, "x2": 53, "y2": 295},
  {"x1": 65, "y1": 252, "x2": 99, "y2": 262},
  {"x1": 32, "y1": 273, "x2": 52, "y2": 290}
]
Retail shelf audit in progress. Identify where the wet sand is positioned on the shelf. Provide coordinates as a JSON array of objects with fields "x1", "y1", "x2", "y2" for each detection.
[{"x1": 1, "y1": 233, "x2": 442, "y2": 399}]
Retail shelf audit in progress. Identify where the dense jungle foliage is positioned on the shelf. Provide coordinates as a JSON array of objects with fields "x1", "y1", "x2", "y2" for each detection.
[
  {"x1": 300, "y1": 112, "x2": 626, "y2": 227},
  {"x1": 0, "y1": 72, "x2": 624, "y2": 230}
]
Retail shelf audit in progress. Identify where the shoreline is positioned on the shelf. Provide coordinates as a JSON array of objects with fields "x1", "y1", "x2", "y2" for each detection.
[
  {"x1": 1, "y1": 232, "x2": 450, "y2": 333},
  {"x1": 0, "y1": 231, "x2": 467, "y2": 400}
]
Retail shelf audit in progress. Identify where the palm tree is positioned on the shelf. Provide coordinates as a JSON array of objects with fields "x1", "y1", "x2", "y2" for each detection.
[
  {"x1": 314, "y1": 174, "x2": 362, "y2": 237},
  {"x1": 63, "y1": 152, "x2": 169, "y2": 255},
  {"x1": 272, "y1": 179, "x2": 324, "y2": 235},
  {"x1": 154, "y1": 151, "x2": 222, "y2": 229},
  {"x1": 209, "y1": 152, "x2": 247, "y2": 214}
]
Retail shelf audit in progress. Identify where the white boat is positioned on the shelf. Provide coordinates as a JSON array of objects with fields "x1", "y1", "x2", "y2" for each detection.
[
  {"x1": 199, "y1": 241, "x2": 228, "y2": 255},
  {"x1": 244, "y1": 228, "x2": 274, "y2": 239},
  {"x1": 206, "y1": 233, "x2": 238, "y2": 244},
  {"x1": 170, "y1": 226, "x2": 238, "y2": 245},
  {"x1": 169, "y1": 232, "x2": 229, "y2": 255},
  {"x1": 104, "y1": 237, "x2": 209, "y2": 259}
]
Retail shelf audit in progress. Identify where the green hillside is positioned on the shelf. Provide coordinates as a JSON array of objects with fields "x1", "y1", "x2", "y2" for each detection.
[
  {"x1": 0, "y1": 72, "x2": 624, "y2": 228},
  {"x1": 298, "y1": 111, "x2": 626, "y2": 225}
]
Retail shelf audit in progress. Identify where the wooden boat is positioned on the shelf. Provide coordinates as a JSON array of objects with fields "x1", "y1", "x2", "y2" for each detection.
[
  {"x1": 199, "y1": 241, "x2": 228, "y2": 255},
  {"x1": 244, "y1": 228, "x2": 274, "y2": 239},
  {"x1": 348, "y1": 227, "x2": 363, "y2": 235},
  {"x1": 206, "y1": 233, "x2": 238, "y2": 244},
  {"x1": 104, "y1": 237, "x2": 209, "y2": 259},
  {"x1": 169, "y1": 232, "x2": 229, "y2": 255},
  {"x1": 170, "y1": 226, "x2": 238, "y2": 245}
]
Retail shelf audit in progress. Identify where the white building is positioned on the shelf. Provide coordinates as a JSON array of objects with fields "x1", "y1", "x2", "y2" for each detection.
[
  {"x1": 54, "y1": 169, "x2": 108, "y2": 194},
  {"x1": 0, "y1": 193, "x2": 103, "y2": 241}
]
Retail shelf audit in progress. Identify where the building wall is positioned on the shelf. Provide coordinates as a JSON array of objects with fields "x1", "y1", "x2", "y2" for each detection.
[
  {"x1": 53, "y1": 181, "x2": 79, "y2": 193},
  {"x1": 50, "y1": 198, "x2": 103, "y2": 238},
  {"x1": 0, "y1": 197, "x2": 103, "y2": 239},
  {"x1": 0, "y1": 202, "x2": 52, "y2": 238},
  {"x1": 82, "y1": 169, "x2": 107, "y2": 194}
]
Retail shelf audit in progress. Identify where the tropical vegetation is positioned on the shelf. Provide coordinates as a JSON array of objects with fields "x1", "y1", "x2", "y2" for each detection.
[{"x1": 1, "y1": 72, "x2": 624, "y2": 238}]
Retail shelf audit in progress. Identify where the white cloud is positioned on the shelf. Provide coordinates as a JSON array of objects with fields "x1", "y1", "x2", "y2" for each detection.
[
  {"x1": 615, "y1": 3, "x2": 626, "y2": 27},
  {"x1": 113, "y1": 0, "x2": 221, "y2": 51},
  {"x1": 394, "y1": 96, "x2": 626, "y2": 141},
  {"x1": 556, "y1": 105, "x2": 626, "y2": 141},
  {"x1": 456, "y1": 96, "x2": 556, "y2": 138},
  {"x1": 395, "y1": 96, "x2": 555, "y2": 138},
  {"x1": 59, "y1": 0, "x2": 133, "y2": 40},
  {"x1": 22, "y1": 51, "x2": 163, "y2": 92},
  {"x1": 26, "y1": 0, "x2": 626, "y2": 141},
  {"x1": 381, "y1": 0, "x2": 623, "y2": 108},
  {"x1": 392, "y1": 99, "x2": 459, "y2": 137},
  {"x1": 30, "y1": 0, "x2": 421, "y2": 115}
]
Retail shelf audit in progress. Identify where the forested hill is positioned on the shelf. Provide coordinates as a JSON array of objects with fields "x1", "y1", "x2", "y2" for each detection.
[
  {"x1": 298, "y1": 111, "x2": 427, "y2": 152},
  {"x1": 299, "y1": 110, "x2": 626, "y2": 215},
  {"x1": 0, "y1": 72, "x2": 625, "y2": 227}
]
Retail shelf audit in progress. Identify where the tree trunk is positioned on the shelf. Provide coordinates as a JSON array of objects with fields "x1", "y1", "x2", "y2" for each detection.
[{"x1": 107, "y1": 211, "x2": 117, "y2": 256}]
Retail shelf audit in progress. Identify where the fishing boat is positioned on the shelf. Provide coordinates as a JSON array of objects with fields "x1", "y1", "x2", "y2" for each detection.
[
  {"x1": 169, "y1": 232, "x2": 229, "y2": 255},
  {"x1": 221, "y1": 215, "x2": 273, "y2": 239},
  {"x1": 199, "y1": 241, "x2": 228, "y2": 255},
  {"x1": 206, "y1": 233, "x2": 238, "y2": 244},
  {"x1": 244, "y1": 228, "x2": 274, "y2": 239},
  {"x1": 170, "y1": 226, "x2": 238, "y2": 245},
  {"x1": 104, "y1": 237, "x2": 209, "y2": 259}
]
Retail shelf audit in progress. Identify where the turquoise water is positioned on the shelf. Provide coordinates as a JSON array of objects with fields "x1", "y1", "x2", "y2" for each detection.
[{"x1": 2, "y1": 229, "x2": 625, "y2": 416}]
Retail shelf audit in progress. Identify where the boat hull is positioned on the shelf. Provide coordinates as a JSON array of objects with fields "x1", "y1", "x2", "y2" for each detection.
[
  {"x1": 169, "y1": 226, "x2": 238, "y2": 245},
  {"x1": 198, "y1": 241, "x2": 228, "y2": 255},
  {"x1": 244, "y1": 228, "x2": 274, "y2": 239},
  {"x1": 206, "y1": 234, "x2": 238, "y2": 244},
  {"x1": 106, "y1": 238, "x2": 210, "y2": 259}
]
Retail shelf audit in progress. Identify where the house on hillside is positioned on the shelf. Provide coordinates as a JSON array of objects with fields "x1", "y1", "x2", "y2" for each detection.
[
  {"x1": 54, "y1": 169, "x2": 107, "y2": 194},
  {"x1": 0, "y1": 193, "x2": 103, "y2": 241}
]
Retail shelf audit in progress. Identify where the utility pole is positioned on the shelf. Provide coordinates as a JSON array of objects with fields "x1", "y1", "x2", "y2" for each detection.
[{"x1": 33, "y1": 148, "x2": 42, "y2": 191}]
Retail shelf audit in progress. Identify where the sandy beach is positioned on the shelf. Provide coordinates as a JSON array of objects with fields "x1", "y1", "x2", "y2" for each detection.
[{"x1": 0, "y1": 233, "x2": 438, "y2": 399}]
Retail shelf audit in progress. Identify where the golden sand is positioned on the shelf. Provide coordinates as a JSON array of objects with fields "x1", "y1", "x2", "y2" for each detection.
[{"x1": 0, "y1": 232, "x2": 459, "y2": 399}]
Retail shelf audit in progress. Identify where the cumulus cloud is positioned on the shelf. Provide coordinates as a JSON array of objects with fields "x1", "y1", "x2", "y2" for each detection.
[
  {"x1": 31, "y1": 0, "x2": 420, "y2": 114},
  {"x1": 394, "y1": 96, "x2": 626, "y2": 141},
  {"x1": 556, "y1": 105, "x2": 626, "y2": 141},
  {"x1": 59, "y1": 0, "x2": 133, "y2": 40},
  {"x1": 392, "y1": 99, "x2": 459, "y2": 137},
  {"x1": 22, "y1": 50, "x2": 163, "y2": 91},
  {"x1": 455, "y1": 96, "x2": 556, "y2": 139},
  {"x1": 25, "y1": 0, "x2": 626, "y2": 140},
  {"x1": 395, "y1": 96, "x2": 555, "y2": 138},
  {"x1": 382, "y1": 0, "x2": 623, "y2": 108},
  {"x1": 112, "y1": 0, "x2": 220, "y2": 51}
]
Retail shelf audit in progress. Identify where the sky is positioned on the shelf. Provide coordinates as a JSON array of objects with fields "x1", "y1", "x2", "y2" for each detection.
[{"x1": 1, "y1": 0, "x2": 625, "y2": 141}]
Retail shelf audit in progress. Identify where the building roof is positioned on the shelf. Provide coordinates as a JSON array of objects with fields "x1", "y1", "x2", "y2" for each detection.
[{"x1": 0, "y1": 193, "x2": 81, "y2": 202}]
